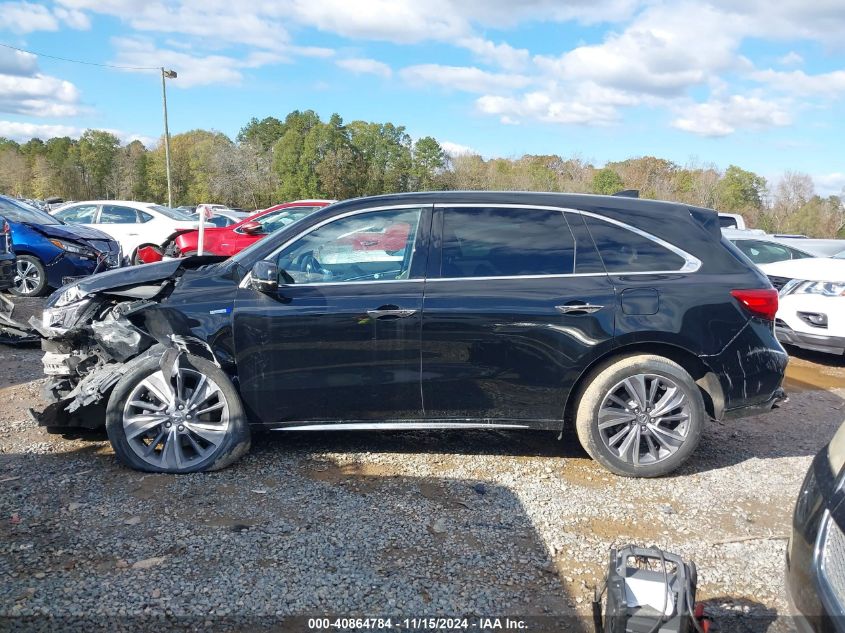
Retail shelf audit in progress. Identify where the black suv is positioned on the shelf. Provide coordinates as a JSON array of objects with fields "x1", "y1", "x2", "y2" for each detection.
[{"x1": 34, "y1": 192, "x2": 787, "y2": 476}]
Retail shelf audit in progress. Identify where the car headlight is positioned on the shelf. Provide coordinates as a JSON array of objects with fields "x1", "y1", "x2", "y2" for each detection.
[
  {"x1": 784, "y1": 280, "x2": 845, "y2": 297},
  {"x1": 53, "y1": 284, "x2": 89, "y2": 308},
  {"x1": 49, "y1": 238, "x2": 96, "y2": 258}
]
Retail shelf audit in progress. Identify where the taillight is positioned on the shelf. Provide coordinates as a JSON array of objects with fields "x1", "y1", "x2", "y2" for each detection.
[{"x1": 730, "y1": 288, "x2": 779, "y2": 321}]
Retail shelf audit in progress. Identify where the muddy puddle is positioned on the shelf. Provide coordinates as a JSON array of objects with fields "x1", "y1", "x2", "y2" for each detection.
[{"x1": 784, "y1": 358, "x2": 845, "y2": 392}]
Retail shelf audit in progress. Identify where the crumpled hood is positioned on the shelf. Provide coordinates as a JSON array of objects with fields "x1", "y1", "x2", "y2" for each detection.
[
  {"x1": 761, "y1": 257, "x2": 845, "y2": 283},
  {"x1": 28, "y1": 222, "x2": 115, "y2": 242},
  {"x1": 45, "y1": 256, "x2": 229, "y2": 305}
]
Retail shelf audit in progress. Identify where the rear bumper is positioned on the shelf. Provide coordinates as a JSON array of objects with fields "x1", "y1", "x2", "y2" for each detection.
[
  {"x1": 776, "y1": 323, "x2": 845, "y2": 356},
  {"x1": 723, "y1": 388, "x2": 788, "y2": 420}
]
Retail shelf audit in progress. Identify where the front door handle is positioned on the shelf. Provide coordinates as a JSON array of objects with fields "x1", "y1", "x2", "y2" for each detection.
[
  {"x1": 367, "y1": 305, "x2": 417, "y2": 320},
  {"x1": 556, "y1": 302, "x2": 604, "y2": 315}
]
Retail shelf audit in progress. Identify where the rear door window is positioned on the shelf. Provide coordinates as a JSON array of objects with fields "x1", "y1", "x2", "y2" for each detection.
[
  {"x1": 439, "y1": 207, "x2": 575, "y2": 278},
  {"x1": 582, "y1": 216, "x2": 686, "y2": 273},
  {"x1": 99, "y1": 205, "x2": 139, "y2": 224}
]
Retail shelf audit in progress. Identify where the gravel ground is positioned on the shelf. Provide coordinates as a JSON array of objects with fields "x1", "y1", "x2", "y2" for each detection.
[{"x1": 1, "y1": 296, "x2": 844, "y2": 632}]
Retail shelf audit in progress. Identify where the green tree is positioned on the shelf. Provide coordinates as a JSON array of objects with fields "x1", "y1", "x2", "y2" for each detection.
[
  {"x1": 411, "y1": 137, "x2": 445, "y2": 190},
  {"x1": 78, "y1": 130, "x2": 120, "y2": 198},
  {"x1": 592, "y1": 168, "x2": 624, "y2": 195},
  {"x1": 715, "y1": 165, "x2": 767, "y2": 213},
  {"x1": 237, "y1": 116, "x2": 285, "y2": 151}
]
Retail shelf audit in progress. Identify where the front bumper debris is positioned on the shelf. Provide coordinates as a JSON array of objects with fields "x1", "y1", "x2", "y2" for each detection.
[{"x1": 0, "y1": 294, "x2": 39, "y2": 345}]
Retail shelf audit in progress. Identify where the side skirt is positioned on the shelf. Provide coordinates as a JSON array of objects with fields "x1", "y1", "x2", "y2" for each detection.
[{"x1": 266, "y1": 420, "x2": 558, "y2": 432}]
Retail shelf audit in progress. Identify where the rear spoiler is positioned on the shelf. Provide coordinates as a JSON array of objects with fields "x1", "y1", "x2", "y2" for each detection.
[{"x1": 612, "y1": 189, "x2": 639, "y2": 198}]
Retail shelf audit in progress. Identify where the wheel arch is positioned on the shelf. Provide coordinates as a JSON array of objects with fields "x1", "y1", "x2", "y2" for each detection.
[{"x1": 563, "y1": 342, "x2": 725, "y2": 429}]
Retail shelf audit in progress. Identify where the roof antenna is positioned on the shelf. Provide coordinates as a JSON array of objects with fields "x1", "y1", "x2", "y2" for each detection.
[{"x1": 612, "y1": 189, "x2": 639, "y2": 198}]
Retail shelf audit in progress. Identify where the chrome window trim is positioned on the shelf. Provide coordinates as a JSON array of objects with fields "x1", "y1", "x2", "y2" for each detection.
[
  {"x1": 239, "y1": 201, "x2": 701, "y2": 289},
  {"x1": 432, "y1": 202, "x2": 701, "y2": 275}
]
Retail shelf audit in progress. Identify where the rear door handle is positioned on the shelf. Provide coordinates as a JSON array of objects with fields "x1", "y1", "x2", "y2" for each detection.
[
  {"x1": 367, "y1": 306, "x2": 417, "y2": 319},
  {"x1": 556, "y1": 302, "x2": 604, "y2": 315}
]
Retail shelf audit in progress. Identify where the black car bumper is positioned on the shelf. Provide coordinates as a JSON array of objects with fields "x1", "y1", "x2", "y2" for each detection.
[
  {"x1": 776, "y1": 323, "x2": 845, "y2": 356},
  {"x1": 787, "y1": 451, "x2": 845, "y2": 633}
]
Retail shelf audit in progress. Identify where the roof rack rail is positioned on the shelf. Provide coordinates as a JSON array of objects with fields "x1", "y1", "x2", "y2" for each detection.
[{"x1": 612, "y1": 189, "x2": 639, "y2": 198}]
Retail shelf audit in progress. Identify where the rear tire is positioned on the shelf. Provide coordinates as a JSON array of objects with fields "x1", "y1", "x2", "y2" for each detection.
[
  {"x1": 11, "y1": 255, "x2": 48, "y2": 297},
  {"x1": 575, "y1": 354, "x2": 705, "y2": 477},
  {"x1": 106, "y1": 353, "x2": 251, "y2": 473}
]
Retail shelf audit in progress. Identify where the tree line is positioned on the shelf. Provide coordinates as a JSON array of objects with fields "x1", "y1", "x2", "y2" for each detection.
[{"x1": 0, "y1": 109, "x2": 842, "y2": 238}]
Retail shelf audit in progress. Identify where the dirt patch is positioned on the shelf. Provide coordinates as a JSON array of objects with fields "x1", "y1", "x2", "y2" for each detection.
[{"x1": 299, "y1": 457, "x2": 397, "y2": 493}]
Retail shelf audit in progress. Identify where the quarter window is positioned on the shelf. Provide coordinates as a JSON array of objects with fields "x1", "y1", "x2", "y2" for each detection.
[
  {"x1": 275, "y1": 208, "x2": 422, "y2": 284},
  {"x1": 583, "y1": 216, "x2": 686, "y2": 273},
  {"x1": 99, "y1": 205, "x2": 138, "y2": 224},
  {"x1": 439, "y1": 207, "x2": 575, "y2": 278}
]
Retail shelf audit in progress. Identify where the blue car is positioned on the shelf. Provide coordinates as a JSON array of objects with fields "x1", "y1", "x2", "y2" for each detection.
[{"x1": 0, "y1": 195, "x2": 121, "y2": 297}]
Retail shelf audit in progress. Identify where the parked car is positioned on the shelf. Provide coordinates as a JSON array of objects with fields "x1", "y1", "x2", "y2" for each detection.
[
  {"x1": 51, "y1": 201, "x2": 200, "y2": 264},
  {"x1": 0, "y1": 195, "x2": 120, "y2": 297},
  {"x1": 718, "y1": 212, "x2": 746, "y2": 230},
  {"x1": 725, "y1": 230, "x2": 818, "y2": 264},
  {"x1": 172, "y1": 200, "x2": 332, "y2": 257},
  {"x1": 0, "y1": 216, "x2": 14, "y2": 291},
  {"x1": 762, "y1": 256, "x2": 845, "y2": 355},
  {"x1": 31, "y1": 191, "x2": 787, "y2": 476},
  {"x1": 204, "y1": 209, "x2": 249, "y2": 228},
  {"x1": 787, "y1": 420, "x2": 845, "y2": 633}
]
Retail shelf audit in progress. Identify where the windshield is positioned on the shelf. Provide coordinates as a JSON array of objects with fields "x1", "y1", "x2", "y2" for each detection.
[
  {"x1": 252, "y1": 206, "x2": 320, "y2": 234},
  {"x1": 150, "y1": 205, "x2": 195, "y2": 221},
  {"x1": 835, "y1": 250, "x2": 845, "y2": 259},
  {"x1": 0, "y1": 196, "x2": 61, "y2": 225},
  {"x1": 231, "y1": 206, "x2": 325, "y2": 266}
]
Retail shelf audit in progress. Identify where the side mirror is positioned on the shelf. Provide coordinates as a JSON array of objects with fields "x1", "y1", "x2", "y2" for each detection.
[
  {"x1": 241, "y1": 221, "x2": 263, "y2": 235},
  {"x1": 251, "y1": 260, "x2": 279, "y2": 293}
]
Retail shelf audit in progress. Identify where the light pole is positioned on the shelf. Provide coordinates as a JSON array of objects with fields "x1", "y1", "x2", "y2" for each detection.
[{"x1": 161, "y1": 68, "x2": 177, "y2": 207}]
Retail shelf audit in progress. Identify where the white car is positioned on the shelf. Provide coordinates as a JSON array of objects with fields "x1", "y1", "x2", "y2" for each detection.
[
  {"x1": 760, "y1": 254, "x2": 845, "y2": 355},
  {"x1": 51, "y1": 201, "x2": 199, "y2": 264}
]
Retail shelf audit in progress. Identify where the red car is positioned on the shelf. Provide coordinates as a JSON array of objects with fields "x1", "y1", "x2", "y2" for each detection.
[{"x1": 172, "y1": 200, "x2": 334, "y2": 257}]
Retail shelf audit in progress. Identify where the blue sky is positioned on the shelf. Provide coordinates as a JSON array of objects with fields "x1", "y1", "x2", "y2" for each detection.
[{"x1": 0, "y1": 0, "x2": 843, "y2": 194}]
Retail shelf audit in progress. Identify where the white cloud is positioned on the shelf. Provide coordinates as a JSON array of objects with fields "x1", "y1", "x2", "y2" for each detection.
[
  {"x1": 110, "y1": 38, "x2": 286, "y2": 87},
  {"x1": 777, "y1": 51, "x2": 803, "y2": 67},
  {"x1": 0, "y1": 120, "x2": 155, "y2": 146},
  {"x1": 0, "y1": 73, "x2": 82, "y2": 117},
  {"x1": 458, "y1": 37, "x2": 530, "y2": 71},
  {"x1": 0, "y1": 47, "x2": 38, "y2": 76},
  {"x1": 536, "y1": 2, "x2": 747, "y2": 97},
  {"x1": 752, "y1": 68, "x2": 845, "y2": 97},
  {"x1": 477, "y1": 91, "x2": 621, "y2": 126},
  {"x1": 671, "y1": 95, "x2": 790, "y2": 137},
  {"x1": 813, "y1": 172, "x2": 845, "y2": 197},
  {"x1": 0, "y1": 2, "x2": 58, "y2": 32},
  {"x1": 0, "y1": 1, "x2": 91, "y2": 32},
  {"x1": 440, "y1": 140, "x2": 476, "y2": 156},
  {"x1": 401, "y1": 64, "x2": 531, "y2": 93},
  {"x1": 336, "y1": 57, "x2": 392, "y2": 78}
]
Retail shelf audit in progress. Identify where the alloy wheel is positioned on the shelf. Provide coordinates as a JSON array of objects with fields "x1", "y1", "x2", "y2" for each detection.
[
  {"x1": 14, "y1": 259, "x2": 41, "y2": 295},
  {"x1": 122, "y1": 367, "x2": 230, "y2": 470},
  {"x1": 597, "y1": 373, "x2": 691, "y2": 466}
]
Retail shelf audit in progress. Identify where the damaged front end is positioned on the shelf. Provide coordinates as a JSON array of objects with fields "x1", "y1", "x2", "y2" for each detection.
[{"x1": 28, "y1": 257, "x2": 226, "y2": 430}]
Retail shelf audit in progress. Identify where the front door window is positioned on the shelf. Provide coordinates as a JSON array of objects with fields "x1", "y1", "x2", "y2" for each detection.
[{"x1": 275, "y1": 208, "x2": 423, "y2": 284}]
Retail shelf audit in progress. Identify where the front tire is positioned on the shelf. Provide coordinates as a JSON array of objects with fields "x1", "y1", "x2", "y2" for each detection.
[
  {"x1": 106, "y1": 354, "x2": 250, "y2": 473},
  {"x1": 575, "y1": 354, "x2": 705, "y2": 477},
  {"x1": 11, "y1": 255, "x2": 48, "y2": 296}
]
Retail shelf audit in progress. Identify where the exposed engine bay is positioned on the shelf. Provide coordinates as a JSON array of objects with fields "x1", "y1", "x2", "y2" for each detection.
[{"x1": 23, "y1": 257, "x2": 228, "y2": 430}]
